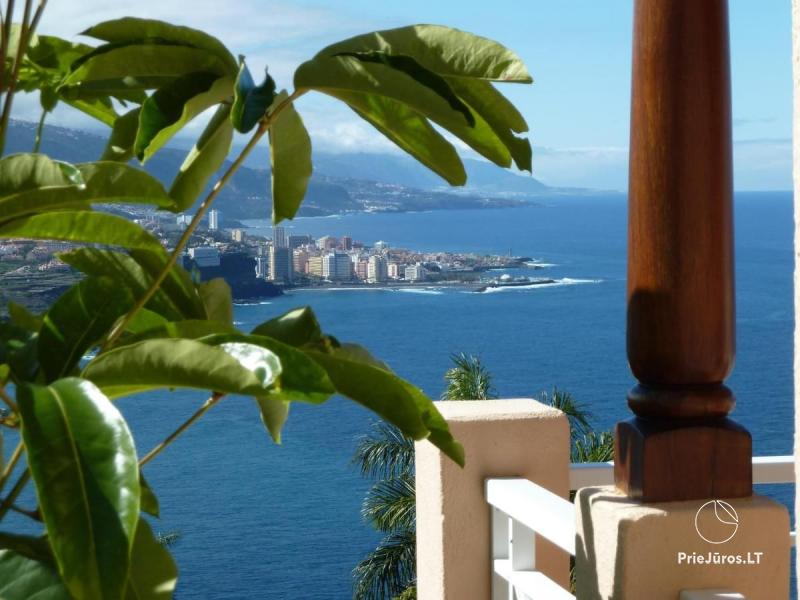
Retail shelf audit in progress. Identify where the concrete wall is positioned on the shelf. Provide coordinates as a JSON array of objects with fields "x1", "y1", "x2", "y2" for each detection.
[{"x1": 415, "y1": 399, "x2": 570, "y2": 600}]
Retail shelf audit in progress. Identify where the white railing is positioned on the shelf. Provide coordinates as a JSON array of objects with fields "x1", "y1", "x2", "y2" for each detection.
[{"x1": 486, "y1": 455, "x2": 794, "y2": 600}]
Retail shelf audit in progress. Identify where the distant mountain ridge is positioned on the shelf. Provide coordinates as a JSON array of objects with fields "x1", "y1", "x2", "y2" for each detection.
[{"x1": 7, "y1": 120, "x2": 560, "y2": 219}]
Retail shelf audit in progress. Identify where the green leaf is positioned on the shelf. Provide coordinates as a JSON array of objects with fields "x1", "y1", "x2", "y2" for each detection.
[
  {"x1": 306, "y1": 346, "x2": 464, "y2": 465},
  {"x1": 444, "y1": 77, "x2": 531, "y2": 171},
  {"x1": 0, "y1": 160, "x2": 178, "y2": 219},
  {"x1": 139, "y1": 474, "x2": 159, "y2": 518},
  {"x1": 101, "y1": 108, "x2": 141, "y2": 162},
  {"x1": 82, "y1": 17, "x2": 238, "y2": 74},
  {"x1": 255, "y1": 397, "x2": 289, "y2": 443},
  {"x1": 59, "y1": 248, "x2": 205, "y2": 322},
  {"x1": 0, "y1": 210, "x2": 165, "y2": 252},
  {"x1": 168, "y1": 104, "x2": 233, "y2": 211},
  {"x1": 18, "y1": 378, "x2": 140, "y2": 600},
  {"x1": 0, "y1": 153, "x2": 82, "y2": 196},
  {"x1": 199, "y1": 333, "x2": 335, "y2": 404},
  {"x1": 251, "y1": 306, "x2": 323, "y2": 348},
  {"x1": 64, "y1": 97, "x2": 119, "y2": 127},
  {"x1": 294, "y1": 55, "x2": 471, "y2": 132},
  {"x1": 231, "y1": 59, "x2": 276, "y2": 133},
  {"x1": 82, "y1": 338, "x2": 281, "y2": 398},
  {"x1": 198, "y1": 278, "x2": 233, "y2": 324},
  {"x1": 61, "y1": 44, "x2": 233, "y2": 95},
  {"x1": 38, "y1": 277, "x2": 134, "y2": 382},
  {"x1": 0, "y1": 532, "x2": 54, "y2": 564},
  {"x1": 116, "y1": 320, "x2": 236, "y2": 347},
  {"x1": 125, "y1": 519, "x2": 178, "y2": 599},
  {"x1": 333, "y1": 91, "x2": 465, "y2": 185},
  {"x1": 335, "y1": 51, "x2": 474, "y2": 125},
  {"x1": 136, "y1": 73, "x2": 233, "y2": 161},
  {"x1": 316, "y1": 25, "x2": 532, "y2": 82},
  {"x1": 268, "y1": 91, "x2": 312, "y2": 222},
  {"x1": 8, "y1": 301, "x2": 42, "y2": 332},
  {"x1": 0, "y1": 550, "x2": 69, "y2": 600},
  {"x1": 0, "y1": 323, "x2": 38, "y2": 383}
]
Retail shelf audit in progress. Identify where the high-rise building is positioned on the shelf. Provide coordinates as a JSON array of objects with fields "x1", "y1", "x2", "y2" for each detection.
[
  {"x1": 231, "y1": 229, "x2": 246, "y2": 243},
  {"x1": 341, "y1": 236, "x2": 353, "y2": 251},
  {"x1": 307, "y1": 256, "x2": 324, "y2": 277},
  {"x1": 254, "y1": 256, "x2": 269, "y2": 279},
  {"x1": 176, "y1": 214, "x2": 192, "y2": 227},
  {"x1": 404, "y1": 263, "x2": 426, "y2": 282},
  {"x1": 355, "y1": 260, "x2": 369, "y2": 281},
  {"x1": 273, "y1": 226, "x2": 287, "y2": 248},
  {"x1": 367, "y1": 255, "x2": 388, "y2": 283},
  {"x1": 269, "y1": 246, "x2": 292, "y2": 283},
  {"x1": 292, "y1": 249, "x2": 309, "y2": 275},
  {"x1": 316, "y1": 235, "x2": 337, "y2": 251},
  {"x1": 374, "y1": 240, "x2": 389, "y2": 252},
  {"x1": 388, "y1": 262, "x2": 401, "y2": 279},
  {"x1": 209, "y1": 209, "x2": 222, "y2": 231},
  {"x1": 288, "y1": 234, "x2": 313, "y2": 249},
  {"x1": 322, "y1": 252, "x2": 352, "y2": 281}
]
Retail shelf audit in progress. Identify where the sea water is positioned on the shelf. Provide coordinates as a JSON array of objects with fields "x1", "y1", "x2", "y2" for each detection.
[{"x1": 45, "y1": 193, "x2": 799, "y2": 598}]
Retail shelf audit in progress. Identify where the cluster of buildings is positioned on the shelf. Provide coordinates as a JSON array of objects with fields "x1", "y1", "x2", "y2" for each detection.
[{"x1": 249, "y1": 226, "x2": 428, "y2": 285}]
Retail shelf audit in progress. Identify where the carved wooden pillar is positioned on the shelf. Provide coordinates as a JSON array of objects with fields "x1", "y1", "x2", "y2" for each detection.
[{"x1": 615, "y1": 0, "x2": 752, "y2": 502}]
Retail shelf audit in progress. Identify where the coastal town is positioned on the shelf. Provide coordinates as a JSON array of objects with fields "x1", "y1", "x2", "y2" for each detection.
[{"x1": 0, "y1": 206, "x2": 547, "y2": 309}]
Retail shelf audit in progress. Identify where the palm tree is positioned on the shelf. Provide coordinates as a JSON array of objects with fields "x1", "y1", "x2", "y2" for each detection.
[{"x1": 352, "y1": 356, "x2": 606, "y2": 599}]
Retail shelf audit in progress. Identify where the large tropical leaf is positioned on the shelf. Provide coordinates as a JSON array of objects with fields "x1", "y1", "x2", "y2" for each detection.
[
  {"x1": 125, "y1": 519, "x2": 178, "y2": 600},
  {"x1": 0, "y1": 158, "x2": 177, "y2": 219},
  {"x1": 306, "y1": 346, "x2": 464, "y2": 465},
  {"x1": 60, "y1": 44, "x2": 232, "y2": 96},
  {"x1": 0, "y1": 153, "x2": 82, "y2": 195},
  {"x1": 101, "y1": 108, "x2": 141, "y2": 162},
  {"x1": 198, "y1": 333, "x2": 335, "y2": 404},
  {"x1": 18, "y1": 378, "x2": 140, "y2": 600},
  {"x1": 82, "y1": 17, "x2": 238, "y2": 74},
  {"x1": 0, "y1": 550, "x2": 69, "y2": 600},
  {"x1": 38, "y1": 277, "x2": 133, "y2": 382},
  {"x1": 330, "y1": 91, "x2": 465, "y2": 185},
  {"x1": 231, "y1": 60, "x2": 276, "y2": 134},
  {"x1": 136, "y1": 73, "x2": 234, "y2": 161},
  {"x1": 168, "y1": 104, "x2": 233, "y2": 211},
  {"x1": 317, "y1": 25, "x2": 531, "y2": 82},
  {"x1": 82, "y1": 338, "x2": 281, "y2": 398},
  {"x1": 0, "y1": 211, "x2": 165, "y2": 252},
  {"x1": 268, "y1": 91, "x2": 312, "y2": 222},
  {"x1": 197, "y1": 278, "x2": 233, "y2": 324},
  {"x1": 250, "y1": 306, "x2": 324, "y2": 348},
  {"x1": 59, "y1": 248, "x2": 205, "y2": 322}
]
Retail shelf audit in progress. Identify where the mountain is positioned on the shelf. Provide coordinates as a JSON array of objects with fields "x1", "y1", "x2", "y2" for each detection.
[{"x1": 7, "y1": 120, "x2": 554, "y2": 218}]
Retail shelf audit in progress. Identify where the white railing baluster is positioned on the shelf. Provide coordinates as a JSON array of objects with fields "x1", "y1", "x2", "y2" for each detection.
[
  {"x1": 491, "y1": 508, "x2": 510, "y2": 600},
  {"x1": 509, "y1": 517, "x2": 536, "y2": 599}
]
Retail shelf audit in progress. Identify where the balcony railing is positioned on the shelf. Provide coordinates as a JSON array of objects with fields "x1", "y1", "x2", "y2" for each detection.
[{"x1": 486, "y1": 455, "x2": 795, "y2": 600}]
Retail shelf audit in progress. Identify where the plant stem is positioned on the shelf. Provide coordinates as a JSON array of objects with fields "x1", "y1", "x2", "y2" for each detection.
[
  {"x1": 139, "y1": 393, "x2": 224, "y2": 467},
  {"x1": 0, "y1": 0, "x2": 17, "y2": 97},
  {"x1": 0, "y1": 440, "x2": 23, "y2": 494},
  {"x1": 0, "y1": 385, "x2": 17, "y2": 413},
  {"x1": 32, "y1": 106, "x2": 45, "y2": 151},
  {"x1": 102, "y1": 90, "x2": 305, "y2": 350},
  {"x1": 0, "y1": 469, "x2": 29, "y2": 521}
]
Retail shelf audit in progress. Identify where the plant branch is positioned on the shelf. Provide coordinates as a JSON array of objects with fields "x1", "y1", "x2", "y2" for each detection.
[
  {"x1": 0, "y1": 0, "x2": 17, "y2": 96},
  {"x1": 139, "y1": 392, "x2": 225, "y2": 467},
  {"x1": 0, "y1": 440, "x2": 22, "y2": 494},
  {"x1": 0, "y1": 468, "x2": 29, "y2": 521},
  {"x1": 102, "y1": 90, "x2": 306, "y2": 349},
  {"x1": 0, "y1": 384, "x2": 17, "y2": 413}
]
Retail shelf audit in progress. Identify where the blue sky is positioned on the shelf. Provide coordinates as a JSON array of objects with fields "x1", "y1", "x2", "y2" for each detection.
[{"x1": 30, "y1": 0, "x2": 794, "y2": 190}]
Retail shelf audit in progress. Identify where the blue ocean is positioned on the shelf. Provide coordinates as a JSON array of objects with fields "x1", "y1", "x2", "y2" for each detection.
[{"x1": 23, "y1": 192, "x2": 798, "y2": 598}]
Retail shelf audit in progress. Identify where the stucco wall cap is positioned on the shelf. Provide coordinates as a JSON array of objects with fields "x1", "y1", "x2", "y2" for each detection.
[{"x1": 434, "y1": 398, "x2": 564, "y2": 422}]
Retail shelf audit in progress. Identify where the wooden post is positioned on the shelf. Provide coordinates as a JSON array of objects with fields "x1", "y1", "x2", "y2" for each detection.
[{"x1": 614, "y1": 0, "x2": 752, "y2": 502}]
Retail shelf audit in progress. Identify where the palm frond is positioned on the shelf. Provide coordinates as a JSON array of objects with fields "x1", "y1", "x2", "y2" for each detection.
[
  {"x1": 571, "y1": 431, "x2": 614, "y2": 463},
  {"x1": 353, "y1": 421, "x2": 415, "y2": 480},
  {"x1": 441, "y1": 353, "x2": 496, "y2": 400},
  {"x1": 362, "y1": 474, "x2": 416, "y2": 533},
  {"x1": 353, "y1": 530, "x2": 416, "y2": 600},
  {"x1": 538, "y1": 387, "x2": 592, "y2": 439},
  {"x1": 393, "y1": 586, "x2": 417, "y2": 600}
]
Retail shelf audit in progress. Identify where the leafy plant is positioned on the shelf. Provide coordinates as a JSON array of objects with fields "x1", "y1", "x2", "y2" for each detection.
[{"x1": 0, "y1": 3, "x2": 533, "y2": 598}]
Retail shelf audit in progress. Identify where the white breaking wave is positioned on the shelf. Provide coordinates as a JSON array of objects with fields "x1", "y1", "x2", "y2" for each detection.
[
  {"x1": 480, "y1": 278, "x2": 601, "y2": 293},
  {"x1": 394, "y1": 288, "x2": 444, "y2": 295},
  {"x1": 233, "y1": 300, "x2": 273, "y2": 306}
]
